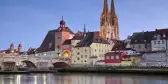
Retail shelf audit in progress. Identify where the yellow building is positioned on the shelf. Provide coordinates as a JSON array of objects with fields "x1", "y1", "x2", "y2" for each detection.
[
  {"x1": 121, "y1": 54, "x2": 141, "y2": 66},
  {"x1": 71, "y1": 32, "x2": 112, "y2": 65}
]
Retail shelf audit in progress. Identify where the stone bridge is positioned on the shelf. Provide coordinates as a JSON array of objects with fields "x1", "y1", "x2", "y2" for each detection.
[{"x1": 0, "y1": 53, "x2": 71, "y2": 71}]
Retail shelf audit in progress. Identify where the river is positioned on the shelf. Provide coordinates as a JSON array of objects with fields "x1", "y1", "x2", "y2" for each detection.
[{"x1": 0, "y1": 73, "x2": 168, "y2": 84}]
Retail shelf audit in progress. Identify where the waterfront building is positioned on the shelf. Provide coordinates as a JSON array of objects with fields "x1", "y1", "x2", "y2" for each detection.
[
  {"x1": 151, "y1": 29, "x2": 168, "y2": 51},
  {"x1": 104, "y1": 42, "x2": 141, "y2": 66},
  {"x1": 71, "y1": 32, "x2": 112, "y2": 66},
  {"x1": 104, "y1": 52, "x2": 122, "y2": 66},
  {"x1": 140, "y1": 51, "x2": 168, "y2": 67},
  {"x1": 121, "y1": 53, "x2": 141, "y2": 66},
  {"x1": 130, "y1": 31, "x2": 154, "y2": 53},
  {"x1": 36, "y1": 17, "x2": 74, "y2": 59},
  {"x1": 100, "y1": 0, "x2": 119, "y2": 41}
]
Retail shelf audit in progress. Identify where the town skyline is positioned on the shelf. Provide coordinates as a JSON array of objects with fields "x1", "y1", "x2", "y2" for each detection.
[{"x1": 1, "y1": 0, "x2": 168, "y2": 50}]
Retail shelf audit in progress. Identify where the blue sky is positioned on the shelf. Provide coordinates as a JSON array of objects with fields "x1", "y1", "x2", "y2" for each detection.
[{"x1": 0, "y1": 0, "x2": 168, "y2": 51}]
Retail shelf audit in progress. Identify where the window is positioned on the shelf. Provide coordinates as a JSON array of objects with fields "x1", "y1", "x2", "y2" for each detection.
[
  {"x1": 145, "y1": 44, "x2": 147, "y2": 48},
  {"x1": 85, "y1": 49, "x2": 87, "y2": 52},
  {"x1": 106, "y1": 56, "x2": 110, "y2": 59},
  {"x1": 74, "y1": 61, "x2": 76, "y2": 62},
  {"x1": 85, "y1": 55, "x2": 87, "y2": 58},
  {"x1": 77, "y1": 57, "x2": 80, "y2": 60},
  {"x1": 81, "y1": 55, "x2": 83, "y2": 58},
  {"x1": 154, "y1": 41, "x2": 156, "y2": 45},
  {"x1": 111, "y1": 56, "x2": 114, "y2": 59},
  {"x1": 77, "y1": 52, "x2": 80, "y2": 55},
  {"x1": 81, "y1": 60, "x2": 83, "y2": 62},
  {"x1": 95, "y1": 49, "x2": 96, "y2": 52},
  {"x1": 85, "y1": 60, "x2": 87, "y2": 62},
  {"x1": 57, "y1": 36, "x2": 60, "y2": 40},
  {"x1": 116, "y1": 55, "x2": 119, "y2": 59},
  {"x1": 138, "y1": 45, "x2": 141, "y2": 48},
  {"x1": 162, "y1": 40, "x2": 164, "y2": 44},
  {"x1": 163, "y1": 34, "x2": 166, "y2": 37},
  {"x1": 158, "y1": 41, "x2": 160, "y2": 44}
]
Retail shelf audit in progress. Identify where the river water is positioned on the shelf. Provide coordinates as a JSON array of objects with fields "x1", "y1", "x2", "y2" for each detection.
[{"x1": 0, "y1": 73, "x2": 168, "y2": 84}]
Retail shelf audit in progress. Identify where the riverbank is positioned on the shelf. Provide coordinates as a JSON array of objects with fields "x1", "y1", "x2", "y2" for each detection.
[{"x1": 57, "y1": 67, "x2": 168, "y2": 75}]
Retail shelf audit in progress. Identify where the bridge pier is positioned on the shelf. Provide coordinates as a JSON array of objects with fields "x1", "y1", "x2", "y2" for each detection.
[
  {"x1": 37, "y1": 62, "x2": 49, "y2": 70},
  {"x1": 2, "y1": 62, "x2": 17, "y2": 71}
]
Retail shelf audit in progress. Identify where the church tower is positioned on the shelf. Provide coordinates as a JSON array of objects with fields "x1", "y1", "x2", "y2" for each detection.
[
  {"x1": 100, "y1": 0, "x2": 119, "y2": 41},
  {"x1": 110, "y1": 0, "x2": 119, "y2": 40}
]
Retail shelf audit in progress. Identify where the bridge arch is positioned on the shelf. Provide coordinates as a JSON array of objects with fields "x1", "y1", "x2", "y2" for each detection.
[
  {"x1": 53, "y1": 62, "x2": 70, "y2": 68},
  {"x1": 22, "y1": 60, "x2": 37, "y2": 70}
]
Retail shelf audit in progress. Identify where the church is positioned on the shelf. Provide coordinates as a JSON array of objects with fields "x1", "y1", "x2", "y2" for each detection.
[{"x1": 99, "y1": 0, "x2": 119, "y2": 42}]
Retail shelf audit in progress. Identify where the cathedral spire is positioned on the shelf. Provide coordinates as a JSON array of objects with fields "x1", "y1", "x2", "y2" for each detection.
[
  {"x1": 103, "y1": 0, "x2": 109, "y2": 17},
  {"x1": 110, "y1": 0, "x2": 117, "y2": 25},
  {"x1": 110, "y1": 0, "x2": 116, "y2": 16}
]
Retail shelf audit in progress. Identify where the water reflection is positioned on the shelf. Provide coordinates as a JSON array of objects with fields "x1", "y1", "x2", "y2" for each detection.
[{"x1": 0, "y1": 73, "x2": 168, "y2": 84}]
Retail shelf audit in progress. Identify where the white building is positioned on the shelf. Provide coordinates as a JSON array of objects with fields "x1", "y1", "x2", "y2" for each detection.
[
  {"x1": 71, "y1": 32, "x2": 112, "y2": 66},
  {"x1": 151, "y1": 29, "x2": 168, "y2": 51},
  {"x1": 140, "y1": 51, "x2": 168, "y2": 67},
  {"x1": 130, "y1": 31, "x2": 154, "y2": 53}
]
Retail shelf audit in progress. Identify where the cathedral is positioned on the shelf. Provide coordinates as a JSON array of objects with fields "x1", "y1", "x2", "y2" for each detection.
[{"x1": 100, "y1": 0, "x2": 119, "y2": 41}]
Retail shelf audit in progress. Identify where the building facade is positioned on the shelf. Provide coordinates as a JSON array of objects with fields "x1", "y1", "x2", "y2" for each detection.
[
  {"x1": 151, "y1": 29, "x2": 168, "y2": 51},
  {"x1": 100, "y1": 0, "x2": 119, "y2": 41},
  {"x1": 71, "y1": 32, "x2": 112, "y2": 66},
  {"x1": 130, "y1": 31, "x2": 154, "y2": 52},
  {"x1": 140, "y1": 51, "x2": 168, "y2": 67},
  {"x1": 36, "y1": 17, "x2": 74, "y2": 59}
]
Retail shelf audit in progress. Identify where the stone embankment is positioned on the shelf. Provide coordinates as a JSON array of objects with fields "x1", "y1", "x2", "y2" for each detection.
[{"x1": 57, "y1": 66, "x2": 168, "y2": 75}]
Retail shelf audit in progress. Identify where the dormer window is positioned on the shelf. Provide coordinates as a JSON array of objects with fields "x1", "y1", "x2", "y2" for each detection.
[
  {"x1": 163, "y1": 34, "x2": 166, "y2": 37},
  {"x1": 157, "y1": 34, "x2": 161, "y2": 39}
]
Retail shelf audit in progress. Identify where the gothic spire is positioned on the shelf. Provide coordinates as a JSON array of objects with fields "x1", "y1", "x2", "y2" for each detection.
[
  {"x1": 110, "y1": 0, "x2": 116, "y2": 19},
  {"x1": 103, "y1": 0, "x2": 109, "y2": 15}
]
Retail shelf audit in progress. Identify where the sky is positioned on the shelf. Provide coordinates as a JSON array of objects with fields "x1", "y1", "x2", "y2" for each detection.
[{"x1": 0, "y1": 0, "x2": 168, "y2": 51}]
